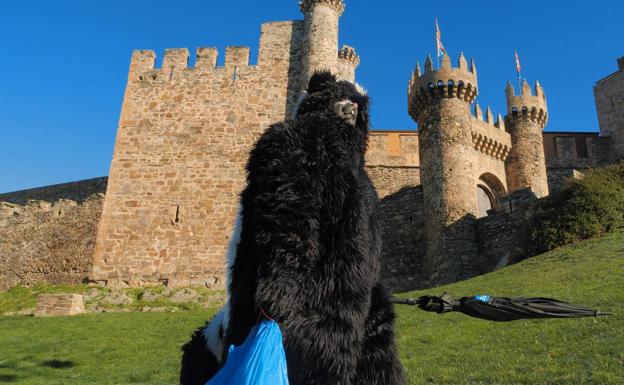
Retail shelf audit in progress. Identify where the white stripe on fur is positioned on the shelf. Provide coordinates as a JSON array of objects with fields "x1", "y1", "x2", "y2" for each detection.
[{"x1": 203, "y1": 205, "x2": 242, "y2": 361}]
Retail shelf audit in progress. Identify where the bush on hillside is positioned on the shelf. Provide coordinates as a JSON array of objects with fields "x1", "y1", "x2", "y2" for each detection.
[{"x1": 529, "y1": 162, "x2": 624, "y2": 253}]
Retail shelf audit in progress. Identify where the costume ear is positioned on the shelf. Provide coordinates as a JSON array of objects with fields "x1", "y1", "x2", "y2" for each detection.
[{"x1": 307, "y1": 70, "x2": 336, "y2": 94}]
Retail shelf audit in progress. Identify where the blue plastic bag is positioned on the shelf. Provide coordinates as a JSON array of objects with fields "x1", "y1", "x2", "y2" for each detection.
[{"x1": 206, "y1": 320, "x2": 289, "y2": 385}]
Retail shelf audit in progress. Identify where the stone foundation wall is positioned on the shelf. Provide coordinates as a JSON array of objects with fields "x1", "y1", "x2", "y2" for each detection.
[
  {"x1": 546, "y1": 168, "x2": 586, "y2": 193},
  {"x1": 475, "y1": 188, "x2": 539, "y2": 272},
  {"x1": 366, "y1": 166, "x2": 420, "y2": 199},
  {"x1": 0, "y1": 194, "x2": 104, "y2": 290},
  {"x1": 378, "y1": 186, "x2": 426, "y2": 292}
]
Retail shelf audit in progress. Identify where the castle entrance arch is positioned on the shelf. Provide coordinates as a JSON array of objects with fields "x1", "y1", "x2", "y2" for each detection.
[{"x1": 476, "y1": 173, "x2": 507, "y2": 218}]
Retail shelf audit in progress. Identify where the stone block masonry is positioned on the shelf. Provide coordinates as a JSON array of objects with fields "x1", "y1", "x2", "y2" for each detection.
[
  {"x1": 365, "y1": 131, "x2": 420, "y2": 198},
  {"x1": 475, "y1": 188, "x2": 539, "y2": 272},
  {"x1": 91, "y1": 21, "x2": 306, "y2": 287},
  {"x1": 378, "y1": 186, "x2": 426, "y2": 291},
  {"x1": 34, "y1": 294, "x2": 85, "y2": 317},
  {"x1": 409, "y1": 53, "x2": 482, "y2": 285},
  {"x1": 0, "y1": 179, "x2": 106, "y2": 291},
  {"x1": 504, "y1": 80, "x2": 549, "y2": 198}
]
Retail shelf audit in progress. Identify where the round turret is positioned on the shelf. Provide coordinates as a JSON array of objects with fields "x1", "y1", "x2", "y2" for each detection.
[
  {"x1": 505, "y1": 80, "x2": 548, "y2": 127},
  {"x1": 504, "y1": 80, "x2": 549, "y2": 198},
  {"x1": 300, "y1": 0, "x2": 346, "y2": 86},
  {"x1": 336, "y1": 45, "x2": 360, "y2": 82},
  {"x1": 408, "y1": 52, "x2": 480, "y2": 285},
  {"x1": 299, "y1": 0, "x2": 345, "y2": 15},
  {"x1": 408, "y1": 52, "x2": 478, "y2": 123}
]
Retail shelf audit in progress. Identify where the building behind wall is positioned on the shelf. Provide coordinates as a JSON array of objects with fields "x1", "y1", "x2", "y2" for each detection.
[{"x1": 594, "y1": 57, "x2": 624, "y2": 161}]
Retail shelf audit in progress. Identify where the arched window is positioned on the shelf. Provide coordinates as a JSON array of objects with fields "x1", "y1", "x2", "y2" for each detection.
[{"x1": 476, "y1": 173, "x2": 507, "y2": 218}]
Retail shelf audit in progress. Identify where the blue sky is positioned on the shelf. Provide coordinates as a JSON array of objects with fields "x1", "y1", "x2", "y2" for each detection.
[{"x1": 0, "y1": 0, "x2": 622, "y2": 193}]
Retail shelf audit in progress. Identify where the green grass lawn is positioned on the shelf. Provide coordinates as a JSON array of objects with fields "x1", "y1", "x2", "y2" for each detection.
[{"x1": 1, "y1": 231, "x2": 623, "y2": 384}]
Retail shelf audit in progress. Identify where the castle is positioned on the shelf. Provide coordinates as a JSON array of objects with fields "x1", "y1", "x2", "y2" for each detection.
[{"x1": 1, "y1": 0, "x2": 623, "y2": 291}]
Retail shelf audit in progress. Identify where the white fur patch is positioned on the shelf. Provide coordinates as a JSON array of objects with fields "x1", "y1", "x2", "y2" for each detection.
[
  {"x1": 354, "y1": 82, "x2": 368, "y2": 96},
  {"x1": 336, "y1": 77, "x2": 368, "y2": 96},
  {"x1": 203, "y1": 308, "x2": 228, "y2": 359},
  {"x1": 202, "y1": 205, "x2": 242, "y2": 361},
  {"x1": 225, "y1": 206, "x2": 243, "y2": 301}
]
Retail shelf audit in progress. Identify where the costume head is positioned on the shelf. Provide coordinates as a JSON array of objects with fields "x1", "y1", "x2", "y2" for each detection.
[{"x1": 296, "y1": 71, "x2": 370, "y2": 134}]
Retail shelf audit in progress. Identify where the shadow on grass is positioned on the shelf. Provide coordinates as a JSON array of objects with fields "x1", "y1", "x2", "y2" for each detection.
[
  {"x1": 41, "y1": 359, "x2": 74, "y2": 369},
  {"x1": 0, "y1": 374, "x2": 17, "y2": 383}
]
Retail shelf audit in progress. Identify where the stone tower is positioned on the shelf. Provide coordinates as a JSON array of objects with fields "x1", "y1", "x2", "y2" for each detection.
[
  {"x1": 504, "y1": 80, "x2": 549, "y2": 198},
  {"x1": 408, "y1": 53, "x2": 480, "y2": 285},
  {"x1": 300, "y1": 0, "x2": 359, "y2": 85},
  {"x1": 594, "y1": 57, "x2": 624, "y2": 161}
]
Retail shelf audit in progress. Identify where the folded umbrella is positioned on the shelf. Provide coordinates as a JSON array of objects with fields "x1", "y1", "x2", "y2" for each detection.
[{"x1": 392, "y1": 293, "x2": 612, "y2": 322}]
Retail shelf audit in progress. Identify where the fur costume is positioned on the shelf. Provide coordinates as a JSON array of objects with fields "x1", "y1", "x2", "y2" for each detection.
[{"x1": 180, "y1": 72, "x2": 406, "y2": 385}]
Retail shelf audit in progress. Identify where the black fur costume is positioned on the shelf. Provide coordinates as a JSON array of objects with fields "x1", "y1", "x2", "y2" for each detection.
[{"x1": 180, "y1": 72, "x2": 406, "y2": 385}]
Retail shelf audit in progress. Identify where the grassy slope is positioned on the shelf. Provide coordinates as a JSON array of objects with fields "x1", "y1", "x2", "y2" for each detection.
[
  {"x1": 396, "y1": 230, "x2": 624, "y2": 385},
  {"x1": 0, "y1": 231, "x2": 623, "y2": 384}
]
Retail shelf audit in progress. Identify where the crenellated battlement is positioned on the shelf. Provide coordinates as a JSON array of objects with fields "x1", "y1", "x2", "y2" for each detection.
[
  {"x1": 505, "y1": 80, "x2": 548, "y2": 128},
  {"x1": 470, "y1": 104, "x2": 512, "y2": 161},
  {"x1": 408, "y1": 52, "x2": 478, "y2": 121},
  {"x1": 472, "y1": 103, "x2": 506, "y2": 130},
  {"x1": 129, "y1": 46, "x2": 255, "y2": 81},
  {"x1": 338, "y1": 45, "x2": 360, "y2": 67},
  {"x1": 300, "y1": 0, "x2": 345, "y2": 15},
  {"x1": 336, "y1": 44, "x2": 360, "y2": 82}
]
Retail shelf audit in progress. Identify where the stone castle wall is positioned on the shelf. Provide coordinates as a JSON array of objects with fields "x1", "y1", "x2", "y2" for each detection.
[
  {"x1": 91, "y1": 21, "x2": 305, "y2": 286},
  {"x1": 378, "y1": 186, "x2": 426, "y2": 291},
  {"x1": 0, "y1": 177, "x2": 107, "y2": 205},
  {"x1": 0, "y1": 178, "x2": 107, "y2": 290},
  {"x1": 0, "y1": 130, "x2": 603, "y2": 292},
  {"x1": 1, "y1": 0, "x2": 620, "y2": 293},
  {"x1": 475, "y1": 188, "x2": 539, "y2": 273},
  {"x1": 0, "y1": 194, "x2": 104, "y2": 291},
  {"x1": 365, "y1": 131, "x2": 420, "y2": 198}
]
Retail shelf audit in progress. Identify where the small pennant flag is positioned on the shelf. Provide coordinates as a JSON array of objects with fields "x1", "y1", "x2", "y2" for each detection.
[
  {"x1": 436, "y1": 18, "x2": 446, "y2": 59},
  {"x1": 514, "y1": 50, "x2": 522, "y2": 79}
]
